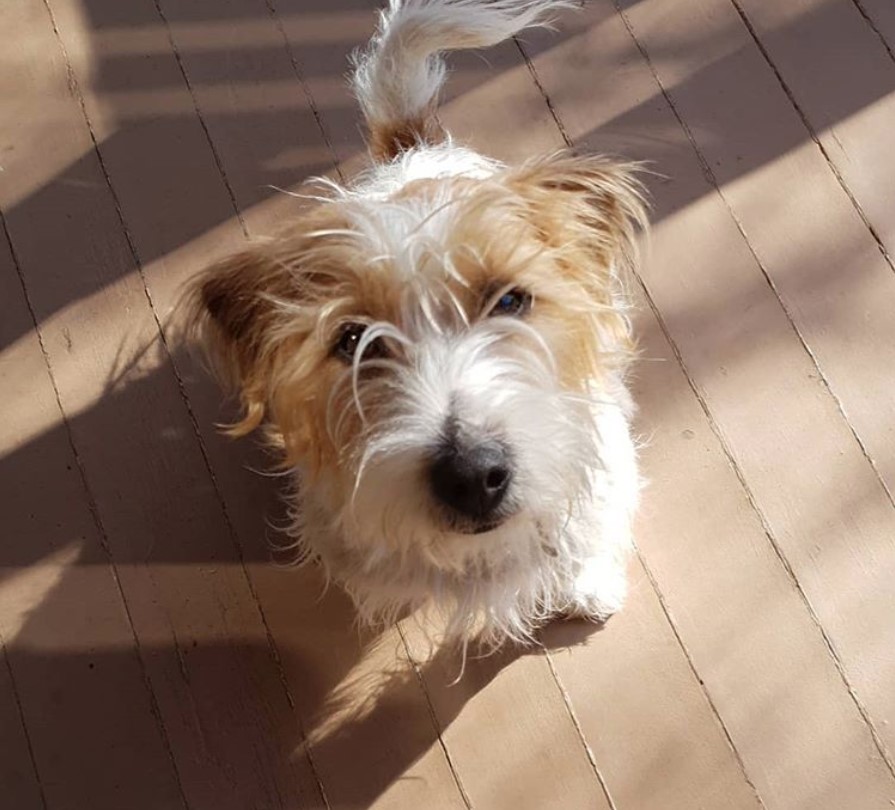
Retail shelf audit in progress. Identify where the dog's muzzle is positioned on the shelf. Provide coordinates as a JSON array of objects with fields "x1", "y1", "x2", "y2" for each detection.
[{"x1": 428, "y1": 435, "x2": 513, "y2": 531}]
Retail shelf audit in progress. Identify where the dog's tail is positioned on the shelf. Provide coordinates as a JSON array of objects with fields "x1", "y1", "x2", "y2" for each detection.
[{"x1": 352, "y1": 0, "x2": 576, "y2": 161}]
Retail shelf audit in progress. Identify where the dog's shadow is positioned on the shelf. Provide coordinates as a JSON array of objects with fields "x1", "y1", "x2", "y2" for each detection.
[{"x1": 299, "y1": 604, "x2": 606, "y2": 808}]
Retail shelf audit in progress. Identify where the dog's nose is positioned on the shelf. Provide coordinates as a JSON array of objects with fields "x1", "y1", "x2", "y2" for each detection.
[{"x1": 428, "y1": 439, "x2": 512, "y2": 523}]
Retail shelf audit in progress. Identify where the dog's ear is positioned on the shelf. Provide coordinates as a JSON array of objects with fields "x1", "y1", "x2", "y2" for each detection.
[
  {"x1": 507, "y1": 152, "x2": 647, "y2": 287},
  {"x1": 188, "y1": 245, "x2": 297, "y2": 435},
  {"x1": 503, "y1": 152, "x2": 648, "y2": 369}
]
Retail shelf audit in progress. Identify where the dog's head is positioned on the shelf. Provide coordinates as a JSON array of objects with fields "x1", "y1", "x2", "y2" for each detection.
[{"x1": 189, "y1": 152, "x2": 645, "y2": 571}]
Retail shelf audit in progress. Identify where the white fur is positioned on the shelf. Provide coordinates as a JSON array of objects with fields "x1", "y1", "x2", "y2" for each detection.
[
  {"x1": 295, "y1": 378, "x2": 638, "y2": 646},
  {"x1": 352, "y1": 142, "x2": 503, "y2": 198}
]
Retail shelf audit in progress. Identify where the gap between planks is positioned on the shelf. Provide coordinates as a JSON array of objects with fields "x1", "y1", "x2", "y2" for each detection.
[
  {"x1": 0, "y1": 632, "x2": 50, "y2": 810},
  {"x1": 850, "y1": 0, "x2": 895, "y2": 64}
]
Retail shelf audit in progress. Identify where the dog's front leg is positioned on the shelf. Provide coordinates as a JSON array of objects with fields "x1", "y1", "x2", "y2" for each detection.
[{"x1": 562, "y1": 406, "x2": 639, "y2": 622}]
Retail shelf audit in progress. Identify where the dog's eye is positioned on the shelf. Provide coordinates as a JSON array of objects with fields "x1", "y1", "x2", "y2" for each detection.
[
  {"x1": 489, "y1": 288, "x2": 532, "y2": 317},
  {"x1": 334, "y1": 323, "x2": 386, "y2": 362}
]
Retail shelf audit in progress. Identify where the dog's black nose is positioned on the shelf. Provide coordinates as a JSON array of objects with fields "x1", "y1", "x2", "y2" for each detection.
[{"x1": 429, "y1": 439, "x2": 512, "y2": 524}]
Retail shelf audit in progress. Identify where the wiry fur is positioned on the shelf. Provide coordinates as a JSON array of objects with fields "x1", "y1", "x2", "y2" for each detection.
[{"x1": 187, "y1": 0, "x2": 647, "y2": 649}]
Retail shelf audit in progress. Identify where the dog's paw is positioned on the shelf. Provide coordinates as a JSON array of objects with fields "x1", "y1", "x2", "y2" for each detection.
[{"x1": 562, "y1": 557, "x2": 628, "y2": 623}]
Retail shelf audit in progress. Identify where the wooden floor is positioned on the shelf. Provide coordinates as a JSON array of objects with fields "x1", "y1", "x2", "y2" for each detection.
[{"x1": 2, "y1": 0, "x2": 895, "y2": 808}]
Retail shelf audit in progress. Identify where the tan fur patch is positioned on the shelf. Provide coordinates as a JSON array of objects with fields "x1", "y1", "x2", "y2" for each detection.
[{"x1": 369, "y1": 114, "x2": 446, "y2": 162}]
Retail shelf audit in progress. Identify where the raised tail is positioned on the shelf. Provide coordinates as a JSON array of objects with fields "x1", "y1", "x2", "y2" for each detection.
[{"x1": 351, "y1": 0, "x2": 577, "y2": 161}]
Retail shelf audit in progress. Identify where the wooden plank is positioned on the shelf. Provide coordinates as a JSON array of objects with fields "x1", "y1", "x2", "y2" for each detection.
[
  {"x1": 544, "y1": 566, "x2": 763, "y2": 810},
  {"x1": 44, "y1": 0, "x2": 469, "y2": 804},
  {"x1": 612, "y1": 0, "x2": 895, "y2": 778},
  {"x1": 248, "y1": 564, "x2": 469, "y2": 810},
  {"x1": 149, "y1": 0, "x2": 336, "y2": 230},
  {"x1": 0, "y1": 225, "x2": 185, "y2": 807},
  {"x1": 521, "y1": 0, "x2": 895, "y2": 805},
  {"x1": 401, "y1": 622, "x2": 613, "y2": 810},
  {"x1": 1, "y1": 1, "x2": 326, "y2": 807},
  {"x1": 732, "y1": 0, "x2": 895, "y2": 208},
  {"x1": 724, "y1": 0, "x2": 895, "y2": 488}
]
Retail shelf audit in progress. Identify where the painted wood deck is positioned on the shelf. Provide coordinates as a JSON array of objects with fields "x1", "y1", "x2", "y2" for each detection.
[{"x1": 2, "y1": 1, "x2": 894, "y2": 808}]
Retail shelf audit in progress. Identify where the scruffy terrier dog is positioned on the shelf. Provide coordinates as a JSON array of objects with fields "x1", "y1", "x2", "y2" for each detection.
[{"x1": 190, "y1": 0, "x2": 646, "y2": 648}]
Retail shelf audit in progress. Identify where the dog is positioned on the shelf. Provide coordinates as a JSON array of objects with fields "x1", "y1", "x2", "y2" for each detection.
[{"x1": 188, "y1": 0, "x2": 646, "y2": 649}]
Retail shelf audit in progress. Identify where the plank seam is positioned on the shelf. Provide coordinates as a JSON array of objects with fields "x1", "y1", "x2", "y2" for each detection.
[
  {"x1": 395, "y1": 624, "x2": 474, "y2": 809},
  {"x1": 513, "y1": 37, "x2": 573, "y2": 146},
  {"x1": 0, "y1": 208, "x2": 190, "y2": 810},
  {"x1": 0, "y1": 637, "x2": 50, "y2": 810},
  {"x1": 850, "y1": 0, "x2": 895, "y2": 65},
  {"x1": 613, "y1": 0, "x2": 895, "y2": 780},
  {"x1": 263, "y1": 0, "x2": 343, "y2": 178},
  {"x1": 634, "y1": 551, "x2": 768, "y2": 808},
  {"x1": 151, "y1": 0, "x2": 247, "y2": 237},
  {"x1": 541, "y1": 648, "x2": 619, "y2": 810}
]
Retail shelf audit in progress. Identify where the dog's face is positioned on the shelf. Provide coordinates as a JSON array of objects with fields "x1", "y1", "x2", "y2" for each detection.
[{"x1": 193, "y1": 154, "x2": 643, "y2": 572}]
